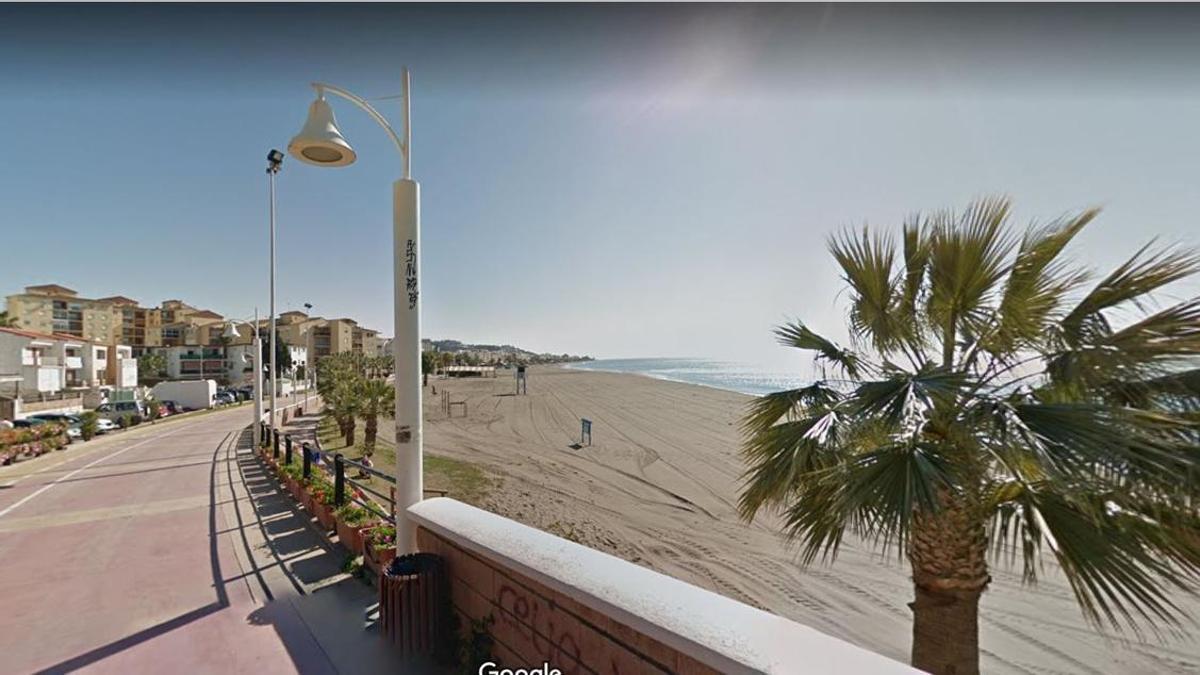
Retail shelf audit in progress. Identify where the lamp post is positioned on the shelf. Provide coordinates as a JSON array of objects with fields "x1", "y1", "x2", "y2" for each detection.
[
  {"x1": 267, "y1": 150, "x2": 283, "y2": 433},
  {"x1": 223, "y1": 311, "x2": 262, "y2": 446},
  {"x1": 303, "y1": 302, "x2": 314, "y2": 410},
  {"x1": 287, "y1": 68, "x2": 422, "y2": 555}
]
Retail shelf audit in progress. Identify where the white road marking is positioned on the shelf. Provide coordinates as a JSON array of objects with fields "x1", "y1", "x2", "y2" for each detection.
[{"x1": 0, "y1": 421, "x2": 210, "y2": 521}]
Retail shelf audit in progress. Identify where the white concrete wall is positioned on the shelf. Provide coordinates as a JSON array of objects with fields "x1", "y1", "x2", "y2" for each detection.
[
  {"x1": 409, "y1": 498, "x2": 918, "y2": 675},
  {"x1": 0, "y1": 331, "x2": 65, "y2": 398}
]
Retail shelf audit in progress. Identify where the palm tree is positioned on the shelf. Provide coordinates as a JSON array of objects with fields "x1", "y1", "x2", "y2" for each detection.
[
  {"x1": 317, "y1": 352, "x2": 364, "y2": 445},
  {"x1": 421, "y1": 350, "x2": 437, "y2": 386},
  {"x1": 0, "y1": 310, "x2": 17, "y2": 328},
  {"x1": 325, "y1": 377, "x2": 361, "y2": 445},
  {"x1": 740, "y1": 197, "x2": 1200, "y2": 675},
  {"x1": 359, "y1": 377, "x2": 395, "y2": 456}
]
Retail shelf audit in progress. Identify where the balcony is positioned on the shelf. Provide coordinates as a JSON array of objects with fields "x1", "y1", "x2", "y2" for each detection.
[
  {"x1": 65, "y1": 356, "x2": 83, "y2": 369},
  {"x1": 179, "y1": 352, "x2": 225, "y2": 360}
]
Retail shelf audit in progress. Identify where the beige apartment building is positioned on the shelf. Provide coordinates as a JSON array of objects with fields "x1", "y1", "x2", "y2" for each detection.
[
  {"x1": 6, "y1": 285, "x2": 381, "y2": 363},
  {"x1": 4, "y1": 285, "x2": 224, "y2": 356},
  {"x1": 268, "y1": 312, "x2": 382, "y2": 361}
]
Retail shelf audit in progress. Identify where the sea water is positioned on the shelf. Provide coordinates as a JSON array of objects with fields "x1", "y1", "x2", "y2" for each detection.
[{"x1": 565, "y1": 358, "x2": 809, "y2": 397}]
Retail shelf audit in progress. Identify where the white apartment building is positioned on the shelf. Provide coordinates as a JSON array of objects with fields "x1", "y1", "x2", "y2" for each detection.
[
  {"x1": 0, "y1": 327, "x2": 136, "y2": 419},
  {"x1": 158, "y1": 343, "x2": 306, "y2": 389},
  {"x1": 0, "y1": 327, "x2": 65, "y2": 400}
]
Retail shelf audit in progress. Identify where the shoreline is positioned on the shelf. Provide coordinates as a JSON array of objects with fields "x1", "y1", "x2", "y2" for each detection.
[
  {"x1": 564, "y1": 359, "x2": 800, "y2": 397},
  {"x1": 412, "y1": 366, "x2": 1198, "y2": 672}
]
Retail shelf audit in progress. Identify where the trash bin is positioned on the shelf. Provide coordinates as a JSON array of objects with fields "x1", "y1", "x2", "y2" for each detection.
[{"x1": 380, "y1": 553, "x2": 452, "y2": 663}]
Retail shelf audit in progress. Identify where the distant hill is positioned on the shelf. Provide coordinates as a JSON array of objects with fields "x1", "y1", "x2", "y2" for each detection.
[{"x1": 422, "y1": 338, "x2": 592, "y2": 365}]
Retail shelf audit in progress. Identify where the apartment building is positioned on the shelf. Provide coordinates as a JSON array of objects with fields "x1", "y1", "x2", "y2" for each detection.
[
  {"x1": 160, "y1": 343, "x2": 306, "y2": 387},
  {"x1": 5, "y1": 284, "x2": 121, "y2": 345},
  {"x1": 0, "y1": 326, "x2": 137, "y2": 419},
  {"x1": 4, "y1": 286, "x2": 232, "y2": 357},
  {"x1": 6, "y1": 286, "x2": 379, "y2": 373},
  {"x1": 271, "y1": 313, "x2": 381, "y2": 361}
]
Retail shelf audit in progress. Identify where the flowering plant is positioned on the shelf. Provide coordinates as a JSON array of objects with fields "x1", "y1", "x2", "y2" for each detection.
[{"x1": 365, "y1": 524, "x2": 395, "y2": 550}]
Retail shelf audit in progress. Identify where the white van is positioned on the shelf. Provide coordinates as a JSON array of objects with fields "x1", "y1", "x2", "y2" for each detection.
[{"x1": 95, "y1": 400, "x2": 146, "y2": 421}]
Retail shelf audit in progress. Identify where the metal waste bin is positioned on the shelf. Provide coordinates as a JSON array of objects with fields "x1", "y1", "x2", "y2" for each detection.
[{"x1": 380, "y1": 553, "x2": 452, "y2": 662}]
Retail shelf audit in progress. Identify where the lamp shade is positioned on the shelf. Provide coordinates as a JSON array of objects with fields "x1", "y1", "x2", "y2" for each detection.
[
  {"x1": 288, "y1": 96, "x2": 357, "y2": 167},
  {"x1": 222, "y1": 323, "x2": 241, "y2": 340}
]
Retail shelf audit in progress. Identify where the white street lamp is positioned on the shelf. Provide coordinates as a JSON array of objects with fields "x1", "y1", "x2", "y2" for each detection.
[
  {"x1": 287, "y1": 68, "x2": 422, "y2": 555},
  {"x1": 267, "y1": 150, "x2": 283, "y2": 436},
  {"x1": 223, "y1": 311, "x2": 263, "y2": 447}
]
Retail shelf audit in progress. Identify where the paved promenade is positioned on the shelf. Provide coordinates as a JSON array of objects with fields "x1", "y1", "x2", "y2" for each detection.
[{"x1": 0, "y1": 406, "x2": 400, "y2": 674}]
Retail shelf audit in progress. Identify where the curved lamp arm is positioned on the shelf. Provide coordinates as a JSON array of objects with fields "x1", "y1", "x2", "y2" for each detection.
[{"x1": 312, "y1": 79, "x2": 411, "y2": 179}]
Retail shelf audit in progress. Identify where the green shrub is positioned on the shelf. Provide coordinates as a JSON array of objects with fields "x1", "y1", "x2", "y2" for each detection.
[
  {"x1": 118, "y1": 414, "x2": 131, "y2": 429},
  {"x1": 335, "y1": 504, "x2": 373, "y2": 527},
  {"x1": 144, "y1": 397, "x2": 160, "y2": 422},
  {"x1": 130, "y1": 414, "x2": 143, "y2": 426},
  {"x1": 79, "y1": 411, "x2": 99, "y2": 440},
  {"x1": 279, "y1": 462, "x2": 303, "y2": 480}
]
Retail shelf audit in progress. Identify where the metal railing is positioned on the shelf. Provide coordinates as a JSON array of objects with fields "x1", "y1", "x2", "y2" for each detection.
[{"x1": 256, "y1": 419, "x2": 448, "y2": 526}]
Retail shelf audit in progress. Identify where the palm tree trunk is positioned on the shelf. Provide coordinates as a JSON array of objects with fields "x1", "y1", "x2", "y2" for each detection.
[
  {"x1": 908, "y1": 496, "x2": 990, "y2": 675},
  {"x1": 365, "y1": 415, "x2": 377, "y2": 455},
  {"x1": 910, "y1": 584, "x2": 982, "y2": 674},
  {"x1": 345, "y1": 418, "x2": 356, "y2": 445}
]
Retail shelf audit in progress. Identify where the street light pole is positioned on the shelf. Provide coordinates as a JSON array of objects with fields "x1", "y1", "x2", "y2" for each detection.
[
  {"x1": 288, "y1": 68, "x2": 422, "y2": 554},
  {"x1": 393, "y1": 98, "x2": 423, "y2": 554},
  {"x1": 252, "y1": 309, "x2": 262, "y2": 444},
  {"x1": 267, "y1": 151, "x2": 283, "y2": 432},
  {"x1": 222, "y1": 313, "x2": 262, "y2": 446}
]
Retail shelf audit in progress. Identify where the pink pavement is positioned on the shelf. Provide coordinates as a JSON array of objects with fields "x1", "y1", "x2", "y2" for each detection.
[{"x1": 0, "y1": 408, "x2": 336, "y2": 674}]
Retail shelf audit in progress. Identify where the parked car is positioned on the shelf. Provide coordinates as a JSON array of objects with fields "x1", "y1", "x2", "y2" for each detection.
[
  {"x1": 95, "y1": 401, "x2": 146, "y2": 421},
  {"x1": 213, "y1": 391, "x2": 236, "y2": 406},
  {"x1": 12, "y1": 418, "x2": 49, "y2": 428},
  {"x1": 161, "y1": 400, "x2": 181, "y2": 415},
  {"x1": 95, "y1": 418, "x2": 118, "y2": 433},
  {"x1": 29, "y1": 414, "x2": 83, "y2": 440}
]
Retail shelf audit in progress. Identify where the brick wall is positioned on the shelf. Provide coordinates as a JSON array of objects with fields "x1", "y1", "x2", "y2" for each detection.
[{"x1": 417, "y1": 527, "x2": 720, "y2": 675}]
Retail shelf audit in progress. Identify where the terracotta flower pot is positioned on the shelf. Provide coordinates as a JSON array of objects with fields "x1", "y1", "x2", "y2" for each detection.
[
  {"x1": 336, "y1": 520, "x2": 372, "y2": 556},
  {"x1": 288, "y1": 477, "x2": 306, "y2": 503},
  {"x1": 314, "y1": 501, "x2": 337, "y2": 530},
  {"x1": 364, "y1": 541, "x2": 397, "y2": 578},
  {"x1": 300, "y1": 487, "x2": 314, "y2": 511}
]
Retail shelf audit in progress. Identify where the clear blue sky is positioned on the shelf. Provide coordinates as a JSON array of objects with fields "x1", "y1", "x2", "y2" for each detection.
[{"x1": 2, "y1": 4, "x2": 1198, "y2": 369}]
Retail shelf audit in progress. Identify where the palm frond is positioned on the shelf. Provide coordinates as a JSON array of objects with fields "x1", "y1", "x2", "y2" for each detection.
[
  {"x1": 738, "y1": 411, "x2": 845, "y2": 521},
  {"x1": 994, "y1": 488, "x2": 1200, "y2": 634},
  {"x1": 1048, "y1": 298, "x2": 1200, "y2": 397},
  {"x1": 988, "y1": 211, "x2": 1094, "y2": 354},
  {"x1": 741, "y1": 382, "x2": 842, "y2": 436},
  {"x1": 1109, "y1": 368, "x2": 1200, "y2": 413},
  {"x1": 1061, "y1": 244, "x2": 1200, "y2": 347},
  {"x1": 900, "y1": 217, "x2": 931, "y2": 317},
  {"x1": 851, "y1": 363, "x2": 969, "y2": 441},
  {"x1": 832, "y1": 441, "x2": 954, "y2": 548},
  {"x1": 828, "y1": 227, "x2": 905, "y2": 353},
  {"x1": 1012, "y1": 402, "x2": 1197, "y2": 484},
  {"x1": 926, "y1": 197, "x2": 1018, "y2": 363},
  {"x1": 774, "y1": 322, "x2": 863, "y2": 378}
]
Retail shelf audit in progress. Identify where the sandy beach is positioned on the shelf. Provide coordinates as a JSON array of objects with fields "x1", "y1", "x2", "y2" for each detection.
[{"x1": 411, "y1": 365, "x2": 1200, "y2": 673}]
